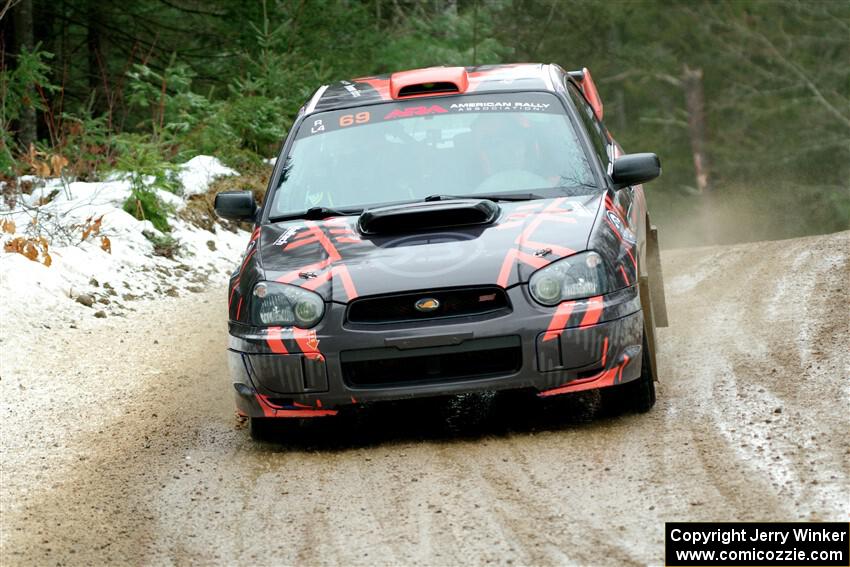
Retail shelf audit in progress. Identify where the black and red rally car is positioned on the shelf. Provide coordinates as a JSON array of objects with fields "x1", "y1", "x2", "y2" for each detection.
[{"x1": 215, "y1": 64, "x2": 668, "y2": 439}]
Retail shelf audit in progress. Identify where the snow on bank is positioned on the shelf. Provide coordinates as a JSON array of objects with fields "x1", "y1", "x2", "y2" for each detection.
[
  {"x1": 0, "y1": 156, "x2": 247, "y2": 333},
  {"x1": 178, "y1": 155, "x2": 238, "y2": 197}
]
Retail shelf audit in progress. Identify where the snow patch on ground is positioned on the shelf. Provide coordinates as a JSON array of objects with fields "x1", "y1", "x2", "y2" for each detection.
[
  {"x1": 0, "y1": 156, "x2": 248, "y2": 335},
  {"x1": 178, "y1": 155, "x2": 238, "y2": 197}
]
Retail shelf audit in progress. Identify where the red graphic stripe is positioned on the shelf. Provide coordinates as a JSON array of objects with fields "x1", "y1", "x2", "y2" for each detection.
[
  {"x1": 301, "y1": 271, "x2": 333, "y2": 290},
  {"x1": 239, "y1": 248, "x2": 256, "y2": 275},
  {"x1": 284, "y1": 236, "x2": 318, "y2": 251},
  {"x1": 515, "y1": 197, "x2": 567, "y2": 247},
  {"x1": 516, "y1": 202, "x2": 545, "y2": 210},
  {"x1": 266, "y1": 326, "x2": 288, "y2": 354},
  {"x1": 236, "y1": 296, "x2": 244, "y2": 320},
  {"x1": 601, "y1": 337, "x2": 609, "y2": 367},
  {"x1": 255, "y1": 394, "x2": 337, "y2": 418},
  {"x1": 332, "y1": 265, "x2": 359, "y2": 300},
  {"x1": 579, "y1": 296, "x2": 604, "y2": 327},
  {"x1": 625, "y1": 247, "x2": 636, "y2": 269},
  {"x1": 497, "y1": 198, "x2": 575, "y2": 284},
  {"x1": 276, "y1": 223, "x2": 359, "y2": 301},
  {"x1": 228, "y1": 281, "x2": 239, "y2": 310},
  {"x1": 537, "y1": 355, "x2": 631, "y2": 397},
  {"x1": 605, "y1": 217, "x2": 638, "y2": 269},
  {"x1": 618, "y1": 264, "x2": 630, "y2": 286},
  {"x1": 542, "y1": 301, "x2": 576, "y2": 342},
  {"x1": 604, "y1": 194, "x2": 626, "y2": 214},
  {"x1": 352, "y1": 78, "x2": 391, "y2": 99},
  {"x1": 267, "y1": 409, "x2": 337, "y2": 418},
  {"x1": 618, "y1": 354, "x2": 630, "y2": 383},
  {"x1": 496, "y1": 249, "x2": 518, "y2": 287},
  {"x1": 496, "y1": 249, "x2": 551, "y2": 288},
  {"x1": 305, "y1": 222, "x2": 342, "y2": 262}
]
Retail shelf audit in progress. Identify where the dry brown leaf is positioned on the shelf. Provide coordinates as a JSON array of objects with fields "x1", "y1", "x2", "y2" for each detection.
[
  {"x1": 3, "y1": 237, "x2": 23, "y2": 253},
  {"x1": 34, "y1": 161, "x2": 51, "y2": 178},
  {"x1": 50, "y1": 154, "x2": 69, "y2": 177},
  {"x1": 1, "y1": 219, "x2": 15, "y2": 234},
  {"x1": 81, "y1": 216, "x2": 103, "y2": 241},
  {"x1": 22, "y1": 242, "x2": 38, "y2": 261},
  {"x1": 101, "y1": 236, "x2": 111, "y2": 254},
  {"x1": 4, "y1": 236, "x2": 49, "y2": 264}
]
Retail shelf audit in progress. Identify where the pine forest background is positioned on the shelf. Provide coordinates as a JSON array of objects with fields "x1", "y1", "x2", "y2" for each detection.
[{"x1": 2, "y1": 0, "x2": 848, "y2": 246}]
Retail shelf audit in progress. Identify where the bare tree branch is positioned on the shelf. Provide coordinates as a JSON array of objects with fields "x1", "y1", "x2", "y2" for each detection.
[
  {"x1": 700, "y1": 3, "x2": 850, "y2": 132},
  {"x1": 0, "y1": 0, "x2": 20, "y2": 22},
  {"x1": 747, "y1": 25, "x2": 850, "y2": 131}
]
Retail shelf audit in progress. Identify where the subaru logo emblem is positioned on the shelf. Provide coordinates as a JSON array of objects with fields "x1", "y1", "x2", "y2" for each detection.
[{"x1": 415, "y1": 297, "x2": 440, "y2": 312}]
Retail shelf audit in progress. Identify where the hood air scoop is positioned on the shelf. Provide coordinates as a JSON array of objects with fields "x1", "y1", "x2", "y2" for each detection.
[{"x1": 357, "y1": 199, "x2": 500, "y2": 235}]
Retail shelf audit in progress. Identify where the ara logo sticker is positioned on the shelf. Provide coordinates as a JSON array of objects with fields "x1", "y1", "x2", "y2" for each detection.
[
  {"x1": 273, "y1": 227, "x2": 299, "y2": 246},
  {"x1": 384, "y1": 105, "x2": 448, "y2": 120}
]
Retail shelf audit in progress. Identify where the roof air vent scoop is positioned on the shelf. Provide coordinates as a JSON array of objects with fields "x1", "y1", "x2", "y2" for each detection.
[
  {"x1": 390, "y1": 67, "x2": 469, "y2": 99},
  {"x1": 358, "y1": 199, "x2": 499, "y2": 235}
]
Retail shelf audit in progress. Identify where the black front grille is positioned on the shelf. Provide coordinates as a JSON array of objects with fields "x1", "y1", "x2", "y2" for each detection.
[
  {"x1": 347, "y1": 286, "x2": 510, "y2": 324},
  {"x1": 341, "y1": 336, "x2": 522, "y2": 388}
]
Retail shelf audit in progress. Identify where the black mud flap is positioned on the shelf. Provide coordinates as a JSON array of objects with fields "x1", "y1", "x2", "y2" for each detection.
[
  {"x1": 647, "y1": 224, "x2": 669, "y2": 327},
  {"x1": 639, "y1": 275, "x2": 660, "y2": 383}
]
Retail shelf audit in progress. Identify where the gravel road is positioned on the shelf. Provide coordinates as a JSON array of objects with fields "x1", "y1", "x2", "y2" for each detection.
[{"x1": 2, "y1": 231, "x2": 848, "y2": 566}]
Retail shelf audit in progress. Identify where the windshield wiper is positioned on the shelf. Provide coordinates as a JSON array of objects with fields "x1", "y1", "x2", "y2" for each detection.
[
  {"x1": 269, "y1": 206, "x2": 363, "y2": 223},
  {"x1": 423, "y1": 193, "x2": 544, "y2": 203}
]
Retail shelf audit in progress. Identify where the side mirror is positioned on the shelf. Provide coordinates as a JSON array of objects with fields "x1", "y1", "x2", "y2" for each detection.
[
  {"x1": 214, "y1": 190, "x2": 257, "y2": 221},
  {"x1": 611, "y1": 153, "x2": 661, "y2": 189}
]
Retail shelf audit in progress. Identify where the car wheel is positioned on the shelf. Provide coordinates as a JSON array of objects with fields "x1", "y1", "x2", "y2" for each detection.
[
  {"x1": 601, "y1": 331, "x2": 656, "y2": 415},
  {"x1": 249, "y1": 417, "x2": 278, "y2": 441}
]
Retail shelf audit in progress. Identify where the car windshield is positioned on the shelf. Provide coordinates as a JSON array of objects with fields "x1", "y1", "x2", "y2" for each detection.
[{"x1": 269, "y1": 92, "x2": 596, "y2": 218}]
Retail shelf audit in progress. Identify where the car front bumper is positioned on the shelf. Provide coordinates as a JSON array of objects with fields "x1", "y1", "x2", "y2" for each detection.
[{"x1": 228, "y1": 284, "x2": 644, "y2": 418}]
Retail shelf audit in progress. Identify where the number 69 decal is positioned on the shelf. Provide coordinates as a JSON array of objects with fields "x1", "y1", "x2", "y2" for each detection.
[{"x1": 339, "y1": 112, "x2": 370, "y2": 127}]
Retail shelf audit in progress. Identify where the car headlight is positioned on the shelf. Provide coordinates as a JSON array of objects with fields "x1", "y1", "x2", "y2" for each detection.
[
  {"x1": 252, "y1": 282, "x2": 325, "y2": 328},
  {"x1": 528, "y1": 251, "x2": 610, "y2": 306}
]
